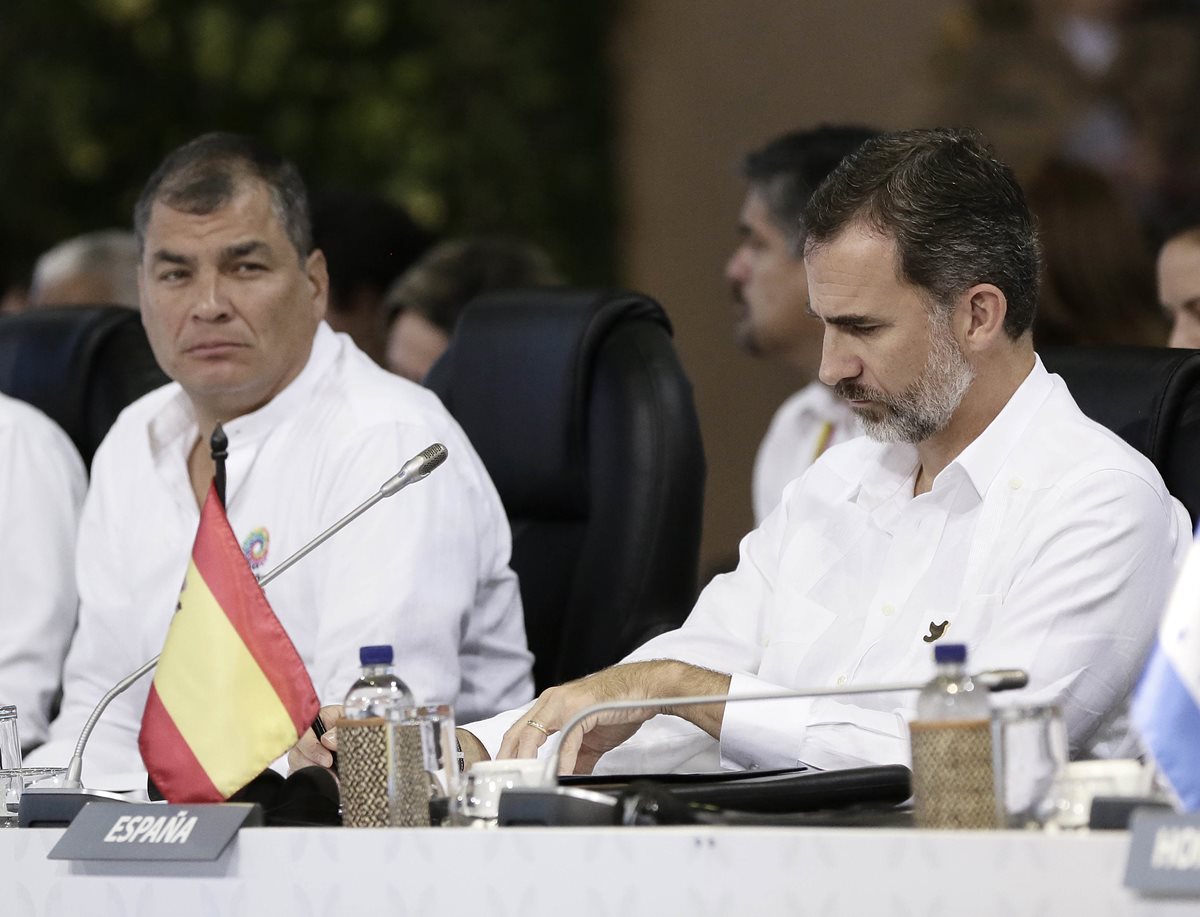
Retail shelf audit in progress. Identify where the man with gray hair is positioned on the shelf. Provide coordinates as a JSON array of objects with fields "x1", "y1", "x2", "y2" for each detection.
[
  {"x1": 422, "y1": 128, "x2": 1188, "y2": 776},
  {"x1": 30, "y1": 133, "x2": 533, "y2": 782},
  {"x1": 28, "y1": 229, "x2": 140, "y2": 309}
]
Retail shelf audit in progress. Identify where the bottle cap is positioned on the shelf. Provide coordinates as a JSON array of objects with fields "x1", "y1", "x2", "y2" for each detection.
[
  {"x1": 359, "y1": 644, "x2": 394, "y2": 665},
  {"x1": 933, "y1": 643, "x2": 967, "y2": 664}
]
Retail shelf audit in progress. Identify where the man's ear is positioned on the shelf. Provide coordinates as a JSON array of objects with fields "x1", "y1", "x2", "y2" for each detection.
[
  {"x1": 305, "y1": 249, "x2": 329, "y2": 323},
  {"x1": 958, "y1": 283, "x2": 1007, "y2": 353}
]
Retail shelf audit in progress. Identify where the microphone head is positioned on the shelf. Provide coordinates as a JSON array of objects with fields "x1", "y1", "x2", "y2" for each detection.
[
  {"x1": 417, "y1": 442, "x2": 448, "y2": 476},
  {"x1": 380, "y1": 443, "x2": 450, "y2": 497}
]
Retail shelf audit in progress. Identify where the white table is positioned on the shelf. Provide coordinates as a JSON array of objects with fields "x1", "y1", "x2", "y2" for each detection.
[{"x1": 1, "y1": 824, "x2": 1193, "y2": 916}]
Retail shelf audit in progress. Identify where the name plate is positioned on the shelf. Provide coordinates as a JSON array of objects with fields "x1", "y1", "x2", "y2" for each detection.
[
  {"x1": 48, "y1": 801, "x2": 261, "y2": 862},
  {"x1": 1125, "y1": 810, "x2": 1200, "y2": 898}
]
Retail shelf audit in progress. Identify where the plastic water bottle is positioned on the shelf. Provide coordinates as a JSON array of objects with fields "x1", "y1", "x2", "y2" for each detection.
[
  {"x1": 342, "y1": 645, "x2": 414, "y2": 719},
  {"x1": 338, "y1": 645, "x2": 415, "y2": 827},
  {"x1": 909, "y1": 643, "x2": 999, "y2": 829}
]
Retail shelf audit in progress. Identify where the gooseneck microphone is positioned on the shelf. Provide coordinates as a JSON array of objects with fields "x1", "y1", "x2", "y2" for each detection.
[
  {"x1": 22, "y1": 444, "x2": 449, "y2": 825},
  {"x1": 256, "y1": 442, "x2": 448, "y2": 588}
]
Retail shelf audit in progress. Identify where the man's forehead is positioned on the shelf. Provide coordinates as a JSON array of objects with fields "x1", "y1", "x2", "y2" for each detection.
[
  {"x1": 146, "y1": 213, "x2": 290, "y2": 267},
  {"x1": 806, "y1": 226, "x2": 900, "y2": 285}
]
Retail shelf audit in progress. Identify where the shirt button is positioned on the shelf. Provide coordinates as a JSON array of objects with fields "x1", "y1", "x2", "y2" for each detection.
[
  {"x1": 836, "y1": 675, "x2": 847, "y2": 687},
  {"x1": 881, "y1": 603, "x2": 895, "y2": 616},
  {"x1": 1008, "y1": 477, "x2": 1023, "y2": 490}
]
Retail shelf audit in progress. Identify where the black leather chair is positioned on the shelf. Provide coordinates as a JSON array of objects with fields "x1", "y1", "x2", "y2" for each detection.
[
  {"x1": 425, "y1": 289, "x2": 706, "y2": 691},
  {"x1": 1041, "y1": 346, "x2": 1200, "y2": 524},
  {"x1": 0, "y1": 305, "x2": 167, "y2": 466}
]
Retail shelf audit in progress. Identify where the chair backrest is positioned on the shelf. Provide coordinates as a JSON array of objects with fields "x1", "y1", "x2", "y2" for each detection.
[
  {"x1": 425, "y1": 289, "x2": 706, "y2": 690},
  {"x1": 1041, "y1": 345, "x2": 1200, "y2": 524},
  {"x1": 0, "y1": 305, "x2": 167, "y2": 466}
]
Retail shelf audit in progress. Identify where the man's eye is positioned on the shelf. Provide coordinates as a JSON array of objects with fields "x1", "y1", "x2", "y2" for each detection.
[
  {"x1": 158, "y1": 269, "x2": 187, "y2": 282},
  {"x1": 234, "y1": 262, "x2": 265, "y2": 273}
]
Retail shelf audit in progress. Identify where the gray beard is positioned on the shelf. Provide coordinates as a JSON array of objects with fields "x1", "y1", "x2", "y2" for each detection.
[{"x1": 838, "y1": 320, "x2": 975, "y2": 444}]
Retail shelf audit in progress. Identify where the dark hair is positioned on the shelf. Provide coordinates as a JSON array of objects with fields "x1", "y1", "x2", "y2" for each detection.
[
  {"x1": 385, "y1": 236, "x2": 562, "y2": 333},
  {"x1": 310, "y1": 189, "x2": 434, "y2": 314},
  {"x1": 804, "y1": 128, "x2": 1041, "y2": 338},
  {"x1": 741, "y1": 125, "x2": 880, "y2": 246},
  {"x1": 134, "y1": 132, "x2": 311, "y2": 261},
  {"x1": 1026, "y1": 157, "x2": 1166, "y2": 347}
]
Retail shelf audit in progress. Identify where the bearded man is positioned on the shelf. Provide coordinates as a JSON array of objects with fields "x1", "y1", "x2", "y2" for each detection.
[{"x1": 294, "y1": 129, "x2": 1190, "y2": 778}]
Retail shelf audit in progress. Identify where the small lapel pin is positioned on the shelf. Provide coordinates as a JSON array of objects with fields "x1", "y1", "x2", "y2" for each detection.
[{"x1": 923, "y1": 620, "x2": 950, "y2": 643}]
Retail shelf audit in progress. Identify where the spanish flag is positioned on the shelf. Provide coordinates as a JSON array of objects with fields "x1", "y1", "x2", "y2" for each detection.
[{"x1": 139, "y1": 483, "x2": 318, "y2": 802}]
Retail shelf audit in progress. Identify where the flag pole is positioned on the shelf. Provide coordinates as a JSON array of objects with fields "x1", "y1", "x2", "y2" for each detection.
[{"x1": 210, "y1": 423, "x2": 228, "y2": 506}]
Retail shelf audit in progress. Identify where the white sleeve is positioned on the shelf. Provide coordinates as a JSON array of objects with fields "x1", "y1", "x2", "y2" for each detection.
[
  {"x1": 0, "y1": 414, "x2": 86, "y2": 750},
  {"x1": 29, "y1": 432, "x2": 150, "y2": 778},
  {"x1": 716, "y1": 469, "x2": 1186, "y2": 771}
]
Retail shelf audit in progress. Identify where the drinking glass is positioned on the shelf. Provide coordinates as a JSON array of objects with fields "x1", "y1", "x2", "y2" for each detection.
[
  {"x1": 0, "y1": 705, "x2": 20, "y2": 771},
  {"x1": 390, "y1": 703, "x2": 459, "y2": 827},
  {"x1": 993, "y1": 704, "x2": 1067, "y2": 828}
]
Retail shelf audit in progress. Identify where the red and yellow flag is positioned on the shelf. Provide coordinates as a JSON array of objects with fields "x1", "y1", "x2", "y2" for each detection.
[{"x1": 139, "y1": 483, "x2": 318, "y2": 802}]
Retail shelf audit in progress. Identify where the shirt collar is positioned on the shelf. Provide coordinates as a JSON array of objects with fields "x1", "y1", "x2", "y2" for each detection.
[
  {"x1": 849, "y1": 354, "x2": 1052, "y2": 511},
  {"x1": 147, "y1": 321, "x2": 341, "y2": 465},
  {"x1": 948, "y1": 355, "x2": 1052, "y2": 499}
]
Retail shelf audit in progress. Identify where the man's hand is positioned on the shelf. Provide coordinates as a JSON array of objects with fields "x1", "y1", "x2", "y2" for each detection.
[
  {"x1": 288, "y1": 704, "x2": 343, "y2": 773},
  {"x1": 496, "y1": 660, "x2": 731, "y2": 775},
  {"x1": 456, "y1": 728, "x2": 491, "y2": 770}
]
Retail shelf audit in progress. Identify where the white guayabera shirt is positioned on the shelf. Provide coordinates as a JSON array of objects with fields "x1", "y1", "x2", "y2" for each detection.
[
  {"x1": 30, "y1": 323, "x2": 533, "y2": 783},
  {"x1": 471, "y1": 358, "x2": 1190, "y2": 775}
]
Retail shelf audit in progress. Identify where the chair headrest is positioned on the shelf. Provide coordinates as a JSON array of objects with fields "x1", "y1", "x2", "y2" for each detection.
[
  {"x1": 0, "y1": 305, "x2": 167, "y2": 465},
  {"x1": 425, "y1": 289, "x2": 671, "y2": 517}
]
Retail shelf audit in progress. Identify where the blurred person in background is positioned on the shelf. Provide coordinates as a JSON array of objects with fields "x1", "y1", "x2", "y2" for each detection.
[
  {"x1": 725, "y1": 126, "x2": 878, "y2": 525},
  {"x1": 383, "y1": 235, "x2": 562, "y2": 382},
  {"x1": 310, "y1": 189, "x2": 433, "y2": 367},
  {"x1": 1157, "y1": 224, "x2": 1200, "y2": 348},
  {"x1": 1025, "y1": 156, "x2": 1167, "y2": 346},
  {"x1": 928, "y1": 0, "x2": 1200, "y2": 234},
  {"x1": 28, "y1": 229, "x2": 140, "y2": 309}
]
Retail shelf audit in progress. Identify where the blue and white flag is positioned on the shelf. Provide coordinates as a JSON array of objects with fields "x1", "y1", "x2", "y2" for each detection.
[{"x1": 1133, "y1": 538, "x2": 1200, "y2": 811}]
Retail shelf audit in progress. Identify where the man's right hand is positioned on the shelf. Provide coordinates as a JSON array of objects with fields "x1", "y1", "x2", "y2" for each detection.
[{"x1": 288, "y1": 704, "x2": 343, "y2": 773}]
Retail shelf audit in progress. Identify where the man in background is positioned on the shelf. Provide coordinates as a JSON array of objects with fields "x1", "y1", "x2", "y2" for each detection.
[
  {"x1": 310, "y1": 189, "x2": 433, "y2": 367},
  {"x1": 28, "y1": 229, "x2": 140, "y2": 309},
  {"x1": 1157, "y1": 225, "x2": 1200, "y2": 349},
  {"x1": 725, "y1": 126, "x2": 877, "y2": 524}
]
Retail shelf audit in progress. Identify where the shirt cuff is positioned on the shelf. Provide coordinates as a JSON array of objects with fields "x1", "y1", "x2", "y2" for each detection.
[{"x1": 718, "y1": 672, "x2": 817, "y2": 771}]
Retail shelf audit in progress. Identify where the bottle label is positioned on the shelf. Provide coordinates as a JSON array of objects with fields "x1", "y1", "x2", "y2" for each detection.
[{"x1": 910, "y1": 718, "x2": 999, "y2": 830}]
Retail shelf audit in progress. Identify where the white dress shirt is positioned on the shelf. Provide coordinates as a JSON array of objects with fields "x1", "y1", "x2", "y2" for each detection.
[
  {"x1": 0, "y1": 393, "x2": 86, "y2": 751},
  {"x1": 752, "y1": 381, "x2": 861, "y2": 525},
  {"x1": 30, "y1": 323, "x2": 533, "y2": 781},
  {"x1": 468, "y1": 358, "x2": 1190, "y2": 774}
]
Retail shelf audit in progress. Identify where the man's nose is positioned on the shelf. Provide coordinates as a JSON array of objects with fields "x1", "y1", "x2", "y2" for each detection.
[
  {"x1": 725, "y1": 248, "x2": 747, "y2": 285},
  {"x1": 818, "y1": 331, "x2": 860, "y2": 386},
  {"x1": 192, "y1": 271, "x2": 232, "y2": 321}
]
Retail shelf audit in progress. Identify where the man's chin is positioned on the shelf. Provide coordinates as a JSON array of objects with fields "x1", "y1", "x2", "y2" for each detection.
[{"x1": 733, "y1": 322, "x2": 763, "y2": 357}]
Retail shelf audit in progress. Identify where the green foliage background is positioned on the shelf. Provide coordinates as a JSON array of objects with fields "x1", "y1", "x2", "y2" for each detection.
[{"x1": 0, "y1": 0, "x2": 616, "y2": 287}]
